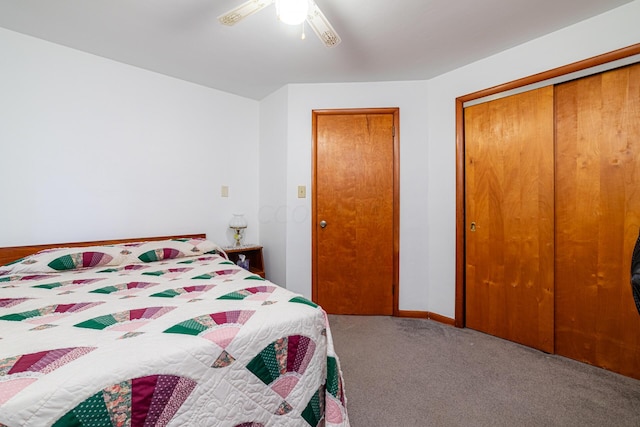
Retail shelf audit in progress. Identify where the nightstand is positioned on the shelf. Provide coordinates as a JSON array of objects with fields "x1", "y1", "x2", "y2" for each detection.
[{"x1": 223, "y1": 245, "x2": 265, "y2": 278}]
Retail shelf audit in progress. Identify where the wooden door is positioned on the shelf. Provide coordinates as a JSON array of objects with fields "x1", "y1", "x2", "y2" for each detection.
[
  {"x1": 312, "y1": 109, "x2": 399, "y2": 315},
  {"x1": 555, "y1": 63, "x2": 640, "y2": 378},
  {"x1": 464, "y1": 87, "x2": 555, "y2": 353}
]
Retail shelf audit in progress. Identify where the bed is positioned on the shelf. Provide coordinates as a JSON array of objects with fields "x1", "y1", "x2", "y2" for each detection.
[{"x1": 0, "y1": 235, "x2": 349, "y2": 427}]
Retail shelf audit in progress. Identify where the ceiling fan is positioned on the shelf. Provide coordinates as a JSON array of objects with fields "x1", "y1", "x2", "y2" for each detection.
[{"x1": 218, "y1": 0, "x2": 341, "y2": 48}]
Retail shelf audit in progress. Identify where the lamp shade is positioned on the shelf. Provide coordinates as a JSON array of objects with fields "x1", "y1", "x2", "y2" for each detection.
[
  {"x1": 275, "y1": 0, "x2": 309, "y2": 25},
  {"x1": 229, "y1": 213, "x2": 248, "y2": 229}
]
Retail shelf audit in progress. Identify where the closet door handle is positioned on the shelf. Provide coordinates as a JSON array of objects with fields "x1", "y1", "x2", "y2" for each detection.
[{"x1": 320, "y1": 220, "x2": 327, "y2": 228}]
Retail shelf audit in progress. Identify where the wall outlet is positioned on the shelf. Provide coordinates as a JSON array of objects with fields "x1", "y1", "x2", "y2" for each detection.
[
  {"x1": 297, "y1": 185, "x2": 306, "y2": 198},
  {"x1": 221, "y1": 185, "x2": 229, "y2": 197}
]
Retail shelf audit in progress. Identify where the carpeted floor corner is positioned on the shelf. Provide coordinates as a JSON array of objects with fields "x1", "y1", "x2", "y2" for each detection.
[{"x1": 327, "y1": 315, "x2": 640, "y2": 427}]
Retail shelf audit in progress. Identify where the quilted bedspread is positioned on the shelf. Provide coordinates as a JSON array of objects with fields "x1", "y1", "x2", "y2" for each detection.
[{"x1": 0, "y1": 239, "x2": 349, "y2": 427}]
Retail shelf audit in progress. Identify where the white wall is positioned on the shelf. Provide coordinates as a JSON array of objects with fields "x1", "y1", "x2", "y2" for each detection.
[
  {"x1": 2, "y1": 0, "x2": 638, "y2": 319},
  {"x1": 263, "y1": 0, "x2": 640, "y2": 317},
  {"x1": 0, "y1": 28, "x2": 260, "y2": 248},
  {"x1": 258, "y1": 86, "x2": 289, "y2": 285},
  {"x1": 425, "y1": 0, "x2": 640, "y2": 318}
]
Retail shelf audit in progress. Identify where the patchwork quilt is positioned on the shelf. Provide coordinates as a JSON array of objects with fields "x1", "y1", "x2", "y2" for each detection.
[{"x1": 0, "y1": 238, "x2": 349, "y2": 427}]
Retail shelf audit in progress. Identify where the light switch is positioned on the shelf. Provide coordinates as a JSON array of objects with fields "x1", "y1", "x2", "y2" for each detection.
[
  {"x1": 221, "y1": 186, "x2": 229, "y2": 197},
  {"x1": 298, "y1": 185, "x2": 306, "y2": 198}
]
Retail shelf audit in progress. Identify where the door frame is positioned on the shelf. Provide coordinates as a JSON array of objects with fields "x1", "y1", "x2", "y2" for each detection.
[
  {"x1": 454, "y1": 43, "x2": 640, "y2": 328},
  {"x1": 311, "y1": 108, "x2": 400, "y2": 316}
]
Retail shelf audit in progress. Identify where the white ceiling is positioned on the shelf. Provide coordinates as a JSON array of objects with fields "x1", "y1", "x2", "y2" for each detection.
[{"x1": 0, "y1": 0, "x2": 634, "y2": 100}]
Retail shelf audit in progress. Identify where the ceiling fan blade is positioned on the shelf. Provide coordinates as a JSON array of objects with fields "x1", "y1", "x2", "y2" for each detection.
[
  {"x1": 218, "y1": 0, "x2": 275, "y2": 26},
  {"x1": 306, "y1": 1, "x2": 341, "y2": 47}
]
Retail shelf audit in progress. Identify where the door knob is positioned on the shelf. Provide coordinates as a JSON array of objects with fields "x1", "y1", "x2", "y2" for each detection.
[{"x1": 320, "y1": 220, "x2": 327, "y2": 228}]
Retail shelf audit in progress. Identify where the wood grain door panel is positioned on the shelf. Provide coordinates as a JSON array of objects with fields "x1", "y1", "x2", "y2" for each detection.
[
  {"x1": 555, "y1": 63, "x2": 640, "y2": 378},
  {"x1": 313, "y1": 110, "x2": 397, "y2": 315},
  {"x1": 464, "y1": 86, "x2": 555, "y2": 353}
]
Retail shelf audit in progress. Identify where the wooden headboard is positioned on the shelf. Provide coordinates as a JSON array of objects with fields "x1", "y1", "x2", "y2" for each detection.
[{"x1": 0, "y1": 234, "x2": 207, "y2": 267}]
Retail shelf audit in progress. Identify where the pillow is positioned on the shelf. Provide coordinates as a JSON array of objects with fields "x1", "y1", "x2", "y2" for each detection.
[
  {"x1": 116, "y1": 238, "x2": 226, "y2": 263},
  {"x1": 0, "y1": 245, "x2": 128, "y2": 275},
  {"x1": 0, "y1": 238, "x2": 226, "y2": 276}
]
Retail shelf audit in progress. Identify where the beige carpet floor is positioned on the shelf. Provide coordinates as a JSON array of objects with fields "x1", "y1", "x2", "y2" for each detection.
[{"x1": 328, "y1": 315, "x2": 640, "y2": 427}]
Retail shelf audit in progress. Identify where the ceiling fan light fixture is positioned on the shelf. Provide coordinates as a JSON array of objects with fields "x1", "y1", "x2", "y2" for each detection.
[
  {"x1": 218, "y1": 0, "x2": 341, "y2": 48},
  {"x1": 276, "y1": 0, "x2": 309, "y2": 25}
]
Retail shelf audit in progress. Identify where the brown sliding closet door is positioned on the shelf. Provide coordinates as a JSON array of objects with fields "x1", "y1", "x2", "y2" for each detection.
[
  {"x1": 555, "y1": 63, "x2": 640, "y2": 378},
  {"x1": 465, "y1": 86, "x2": 555, "y2": 353}
]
